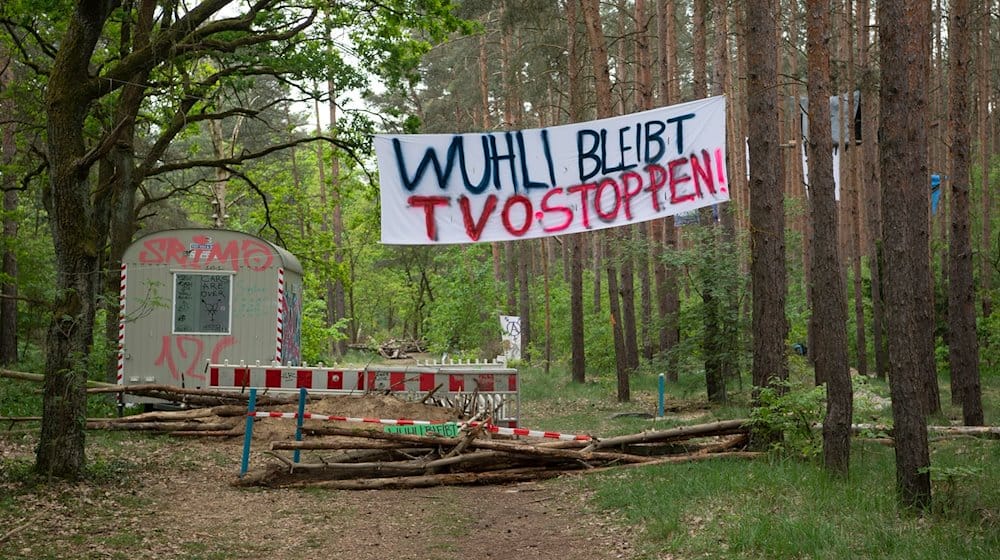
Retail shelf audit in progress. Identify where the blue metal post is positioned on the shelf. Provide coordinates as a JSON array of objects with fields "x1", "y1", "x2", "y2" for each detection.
[
  {"x1": 240, "y1": 388, "x2": 257, "y2": 478},
  {"x1": 658, "y1": 373, "x2": 665, "y2": 418},
  {"x1": 294, "y1": 388, "x2": 307, "y2": 464}
]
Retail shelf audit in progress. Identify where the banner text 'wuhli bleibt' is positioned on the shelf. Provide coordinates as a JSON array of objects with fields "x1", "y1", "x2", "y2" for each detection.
[{"x1": 375, "y1": 96, "x2": 728, "y2": 245}]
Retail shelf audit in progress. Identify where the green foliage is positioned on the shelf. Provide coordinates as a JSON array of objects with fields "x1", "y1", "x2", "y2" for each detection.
[
  {"x1": 300, "y1": 299, "x2": 348, "y2": 364},
  {"x1": 748, "y1": 381, "x2": 827, "y2": 459},
  {"x1": 422, "y1": 245, "x2": 502, "y2": 356}
]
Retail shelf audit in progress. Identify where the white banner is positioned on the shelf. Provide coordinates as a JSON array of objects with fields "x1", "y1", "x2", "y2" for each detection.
[{"x1": 375, "y1": 96, "x2": 729, "y2": 245}]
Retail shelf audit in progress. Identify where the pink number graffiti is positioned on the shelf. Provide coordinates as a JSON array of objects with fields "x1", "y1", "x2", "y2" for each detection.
[{"x1": 154, "y1": 335, "x2": 236, "y2": 381}]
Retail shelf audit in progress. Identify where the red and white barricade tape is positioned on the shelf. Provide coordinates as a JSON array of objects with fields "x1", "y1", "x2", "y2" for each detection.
[{"x1": 468, "y1": 421, "x2": 593, "y2": 442}]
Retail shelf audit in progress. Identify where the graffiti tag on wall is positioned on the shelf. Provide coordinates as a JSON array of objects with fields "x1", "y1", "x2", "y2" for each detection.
[{"x1": 138, "y1": 234, "x2": 274, "y2": 271}]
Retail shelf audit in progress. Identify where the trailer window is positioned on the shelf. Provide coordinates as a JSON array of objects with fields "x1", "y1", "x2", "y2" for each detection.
[{"x1": 173, "y1": 273, "x2": 232, "y2": 334}]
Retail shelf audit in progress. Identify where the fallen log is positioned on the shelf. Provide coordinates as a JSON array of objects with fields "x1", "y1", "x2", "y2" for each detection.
[
  {"x1": 87, "y1": 384, "x2": 298, "y2": 406},
  {"x1": 85, "y1": 420, "x2": 237, "y2": 432},
  {"x1": 849, "y1": 423, "x2": 1000, "y2": 438},
  {"x1": 169, "y1": 429, "x2": 244, "y2": 438},
  {"x1": 582, "y1": 419, "x2": 748, "y2": 452},
  {"x1": 101, "y1": 405, "x2": 247, "y2": 423},
  {"x1": 276, "y1": 436, "x2": 651, "y2": 466},
  {"x1": 273, "y1": 450, "x2": 514, "y2": 476},
  {"x1": 282, "y1": 466, "x2": 564, "y2": 490},
  {"x1": 2, "y1": 369, "x2": 112, "y2": 388}
]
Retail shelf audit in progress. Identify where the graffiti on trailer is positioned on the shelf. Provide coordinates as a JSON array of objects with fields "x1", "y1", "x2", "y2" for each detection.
[
  {"x1": 154, "y1": 335, "x2": 236, "y2": 382},
  {"x1": 138, "y1": 234, "x2": 274, "y2": 272},
  {"x1": 281, "y1": 286, "x2": 302, "y2": 366}
]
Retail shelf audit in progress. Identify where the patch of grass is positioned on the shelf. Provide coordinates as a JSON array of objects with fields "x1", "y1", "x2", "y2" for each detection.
[{"x1": 583, "y1": 439, "x2": 999, "y2": 559}]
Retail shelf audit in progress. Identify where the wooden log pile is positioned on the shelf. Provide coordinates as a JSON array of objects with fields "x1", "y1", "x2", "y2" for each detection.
[
  {"x1": 237, "y1": 420, "x2": 762, "y2": 489},
  {"x1": 347, "y1": 338, "x2": 427, "y2": 359},
  {"x1": 83, "y1": 404, "x2": 248, "y2": 437}
]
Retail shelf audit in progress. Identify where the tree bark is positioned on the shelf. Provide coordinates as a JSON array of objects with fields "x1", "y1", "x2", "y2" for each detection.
[
  {"x1": 946, "y1": 0, "x2": 985, "y2": 426},
  {"x1": 879, "y1": 0, "x2": 933, "y2": 510},
  {"x1": 581, "y1": 0, "x2": 627, "y2": 399},
  {"x1": 566, "y1": 0, "x2": 586, "y2": 384},
  {"x1": 0, "y1": 49, "x2": 17, "y2": 366},
  {"x1": 328, "y1": 82, "x2": 348, "y2": 354},
  {"x1": 747, "y1": 0, "x2": 789, "y2": 448},
  {"x1": 656, "y1": 0, "x2": 680, "y2": 380},
  {"x1": 518, "y1": 241, "x2": 532, "y2": 362},
  {"x1": 635, "y1": 0, "x2": 654, "y2": 362},
  {"x1": 857, "y1": 0, "x2": 886, "y2": 379},
  {"x1": 37, "y1": 2, "x2": 123, "y2": 480},
  {"x1": 978, "y1": 5, "x2": 993, "y2": 319},
  {"x1": 807, "y1": 0, "x2": 852, "y2": 476}
]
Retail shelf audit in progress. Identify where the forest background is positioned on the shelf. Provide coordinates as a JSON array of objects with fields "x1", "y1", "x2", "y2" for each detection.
[{"x1": 0, "y1": 0, "x2": 997, "y2": 511}]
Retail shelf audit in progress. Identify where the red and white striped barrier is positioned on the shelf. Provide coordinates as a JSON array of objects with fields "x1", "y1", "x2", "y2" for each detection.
[
  {"x1": 275, "y1": 267, "x2": 284, "y2": 363},
  {"x1": 209, "y1": 362, "x2": 520, "y2": 427},
  {"x1": 245, "y1": 411, "x2": 592, "y2": 441},
  {"x1": 116, "y1": 263, "x2": 127, "y2": 406},
  {"x1": 209, "y1": 366, "x2": 516, "y2": 394}
]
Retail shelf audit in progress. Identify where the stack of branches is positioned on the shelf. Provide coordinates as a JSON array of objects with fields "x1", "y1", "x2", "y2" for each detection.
[
  {"x1": 348, "y1": 338, "x2": 427, "y2": 359},
  {"x1": 0, "y1": 368, "x2": 298, "y2": 437},
  {"x1": 82, "y1": 386, "x2": 297, "y2": 436},
  {"x1": 238, "y1": 419, "x2": 760, "y2": 490}
]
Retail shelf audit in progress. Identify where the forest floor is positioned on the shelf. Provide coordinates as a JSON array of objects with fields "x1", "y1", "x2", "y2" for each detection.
[{"x1": 0, "y1": 399, "x2": 640, "y2": 560}]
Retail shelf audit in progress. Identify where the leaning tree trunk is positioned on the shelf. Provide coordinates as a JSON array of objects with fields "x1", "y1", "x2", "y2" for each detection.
[
  {"x1": 38, "y1": 5, "x2": 117, "y2": 479},
  {"x1": 946, "y1": 0, "x2": 984, "y2": 427},
  {"x1": 879, "y1": 0, "x2": 933, "y2": 510}
]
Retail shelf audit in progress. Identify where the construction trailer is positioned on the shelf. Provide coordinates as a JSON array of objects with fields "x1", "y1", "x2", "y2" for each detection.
[
  {"x1": 118, "y1": 228, "x2": 304, "y2": 404},
  {"x1": 118, "y1": 228, "x2": 520, "y2": 425}
]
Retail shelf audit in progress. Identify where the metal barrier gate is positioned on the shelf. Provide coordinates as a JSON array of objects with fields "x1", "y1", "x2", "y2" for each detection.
[{"x1": 206, "y1": 359, "x2": 519, "y2": 427}]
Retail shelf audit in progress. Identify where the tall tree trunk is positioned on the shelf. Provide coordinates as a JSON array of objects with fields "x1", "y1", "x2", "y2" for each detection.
[
  {"x1": 613, "y1": 0, "x2": 639, "y2": 372},
  {"x1": 693, "y1": 0, "x2": 725, "y2": 403},
  {"x1": 636, "y1": 0, "x2": 654, "y2": 362},
  {"x1": 656, "y1": 0, "x2": 681, "y2": 381},
  {"x1": 581, "y1": 0, "x2": 627, "y2": 398},
  {"x1": 314, "y1": 97, "x2": 337, "y2": 359},
  {"x1": 946, "y1": 0, "x2": 985, "y2": 426},
  {"x1": 713, "y1": 0, "x2": 739, "y2": 387},
  {"x1": 327, "y1": 84, "x2": 348, "y2": 352},
  {"x1": 542, "y1": 238, "x2": 552, "y2": 373},
  {"x1": 747, "y1": 0, "x2": 789, "y2": 445},
  {"x1": 857, "y1": 0, "x2": 886, "y2": 379},
  {"x1": 879, "y1": 0, "x2": 933, "y2": 510},
  {"x1": 807, "y1": 0, "x2": 852, "y2": 476},
  {"x1": 0, "y1": 51, "x2": 18, "y2": 366},
  {"x1": 607, "y1": 237, "x2": 630, "y2": 402},
  {"x1": 566, "y1": 0, "x2": 586, "y2": 384},
  {"x1": 518, "y1": 241, "x2": 532, "y2": 363},
  {"x1": 843, "y1": 1, "x2": 867, "y2": 378},
  {"x1": 979, "y1": 7, "x2": 993, "y2": 319},
  {"x1": 207, "y1": 119, "x2": 231, "y2": 228},
  {"x1": 480, "y1": 32, "x2": 504, "y2": 288},
  {"x1": 919, "y1": 0, "x2": 944, "y2": 418}
]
